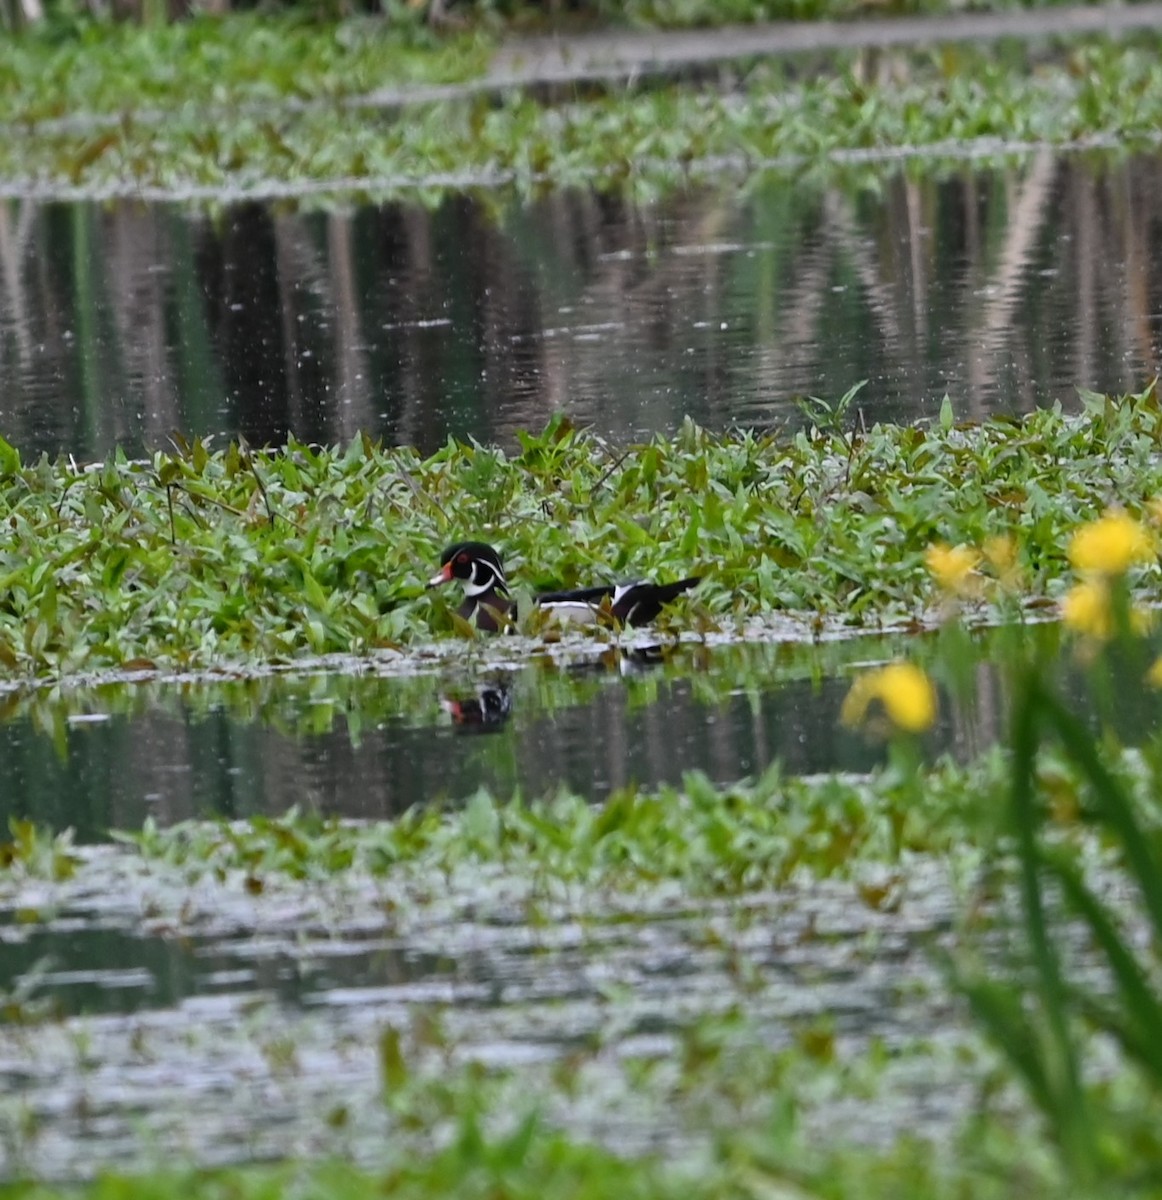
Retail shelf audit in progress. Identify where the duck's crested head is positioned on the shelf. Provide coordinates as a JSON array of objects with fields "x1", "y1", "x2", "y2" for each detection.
[{"x1": 429, "y1": 542, "x2": 508, "y2": 594}]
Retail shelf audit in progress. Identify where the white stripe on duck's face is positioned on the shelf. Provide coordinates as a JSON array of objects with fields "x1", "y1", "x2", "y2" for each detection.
[{"x1": 466, "y1": 555, "x2": 506, "y2": 597}]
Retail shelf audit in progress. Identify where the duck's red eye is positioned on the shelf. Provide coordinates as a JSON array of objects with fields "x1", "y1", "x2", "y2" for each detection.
[{"x1": 457, "y1": 552, "x2": 469, "y2": 563}]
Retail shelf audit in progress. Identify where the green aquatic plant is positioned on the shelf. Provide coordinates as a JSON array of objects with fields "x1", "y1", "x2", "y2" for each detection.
[
  {"x1": 114, "y1": 751, "x2": 997, "y2": 890},
  {"x1": 0, "y1": 818, "x2": 78, "y2": 881},
  {"x1": 2, "y1": 35, "x2": 1162, "y2": 199},
  {"x1": 2, "y1": 388, "x2": 1162, "y2": 678},
  {"x1": 0, "y1": 12, "x2": 490, "y2": 121}
]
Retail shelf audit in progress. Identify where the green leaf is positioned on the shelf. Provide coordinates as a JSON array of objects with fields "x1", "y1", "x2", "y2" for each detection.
[
  {"x1": 0, "y1": 434, "x2": 21, "y2": 479},
  {"x1": 939, "y1": 394, "x2": 954, "y2": 431}
]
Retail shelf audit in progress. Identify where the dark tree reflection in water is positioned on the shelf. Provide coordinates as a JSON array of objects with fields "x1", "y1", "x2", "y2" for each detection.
[{"x1": 1, "y1": 153, "x2": 1160, "y2": 459}]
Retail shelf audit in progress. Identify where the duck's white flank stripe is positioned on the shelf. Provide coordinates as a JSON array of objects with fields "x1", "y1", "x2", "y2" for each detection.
[{"x1": 540, "y1": 600, "x2": 602, "y2": 625}]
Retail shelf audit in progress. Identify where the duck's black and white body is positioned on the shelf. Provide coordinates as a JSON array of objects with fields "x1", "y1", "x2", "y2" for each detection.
[
  {"x1": 428, "y1": 541, "x2": 700, "y2": 631},
  {"x1": 536, "y1": 577, "x2": 703, "y2": 627}
]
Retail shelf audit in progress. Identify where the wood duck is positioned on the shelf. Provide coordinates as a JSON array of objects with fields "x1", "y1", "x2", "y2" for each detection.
[
  {"x1": 428, "y1": 541, "x2": 516, "y2": 632},
  {"x1": 428, "y1": 541, "x2": 700, "y2": 631}
]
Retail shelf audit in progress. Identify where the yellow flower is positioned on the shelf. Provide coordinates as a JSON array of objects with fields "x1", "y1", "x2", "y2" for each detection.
[
  {"x1": 1067, "y1": 511, "x2": 1153, "y2": 577},
  {"x1": 841, "y1": 662, "x2": 938, "y2": 734},
  {"x1": 1147, "y1": 657, "x2": 1162, "y2": 688},
  {"x1": 925, "y1": 543, "x2": 980, "y2": 597},
  {"x1": 1061, "y1": 579, "x2": 1112, "y2": 640}
]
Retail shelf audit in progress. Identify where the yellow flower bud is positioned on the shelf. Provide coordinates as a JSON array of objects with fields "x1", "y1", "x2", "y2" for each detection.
[{"x1": 1061, "y1": 579, "x2": 1112, "y2": 640}]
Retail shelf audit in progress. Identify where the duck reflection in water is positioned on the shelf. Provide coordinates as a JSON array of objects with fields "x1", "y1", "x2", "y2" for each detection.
[
  {"x1": 599, "y1": 643, "x2": 671, "y2": 674},
  {"x1": 440, "y1": 680, "x2": 513, "y2": 733},
  {"x1": 439, "y1": 645, "x2": 675, "y2": 735}
]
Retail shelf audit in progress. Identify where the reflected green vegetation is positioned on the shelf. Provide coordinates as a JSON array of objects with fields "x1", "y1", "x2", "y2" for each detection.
[
  {"x1": 0, "y1": 626, "x2": 1008, "y2": 839},
  {"x1": 2, "y1": 392, "x2": 1161, "y2": 678},
  {"x1": 0, "y1": 632, "x2": 956, "y2": 731},
  {"x1": 2, "y1": 33, "x2": 1162, "y2": 197},
  {"x1": 14, "y1": 159, "x2": 1137, "y2": 463}
]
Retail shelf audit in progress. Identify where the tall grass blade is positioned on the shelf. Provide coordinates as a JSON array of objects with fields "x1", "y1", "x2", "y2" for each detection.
[
  {"x1": 1045, "y1": 849, "x2": 1162, "y2": 1080},
  {"x1": 954, "y1": 974, "x2": 1055, "y2": 1116},
  {"x1": 1039, "y1": 691, "x2": 1162, "y2": 939},
  {"x1": 1009, "y1": 677, "x2": 1093, "y2": 1173}
]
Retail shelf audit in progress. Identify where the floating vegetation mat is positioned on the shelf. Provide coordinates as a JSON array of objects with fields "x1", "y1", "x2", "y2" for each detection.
[
  {"x1": 3, "y1": 25, "x2": 1162, "y2": 201},
  {"x1": 3, "y1": 390, "x2": 1162, "y2": 682}
]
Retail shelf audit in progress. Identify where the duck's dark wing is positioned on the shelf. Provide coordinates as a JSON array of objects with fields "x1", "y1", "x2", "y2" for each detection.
[
  {"x1": 460, "y1": 591, "x2": 516, "y2": 633},
  {"x1": 612, "y1": 576, "x2": 702, "y2": 626},
  {"x1": 535, "y1": 584, "x2": 615, "y2": 607}
]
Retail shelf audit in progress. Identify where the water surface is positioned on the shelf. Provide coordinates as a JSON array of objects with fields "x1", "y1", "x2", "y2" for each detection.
[
  {"x1": 5, "y1": 640, "x2": 869, "y2": 835},
  {"x1": 0, "y1": 625, "x2": 1077, "y2": 840},
  {"x1": 2, "y1": 141, "x2": 1158, "y2": 1183},
  {"x1": 1, "y1": 151, "x2": 1159, "y2": 459}
]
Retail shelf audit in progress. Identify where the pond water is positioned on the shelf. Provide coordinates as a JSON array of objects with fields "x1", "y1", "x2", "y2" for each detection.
[
  {"x1": 1, "y1": 628, "x2": 1040, "y2": 842},
  {"x1": 2, "y1": 145, "x2": 1157, "y2": 1181},
  {"x1": 0, "y1": 837, "x2": 967, "y2": 1178},
  {"x1": 3, "y1": 625, "x2": 1006, "y2": 1178},
  {"x1": 1, "y1": 151, "x2": 1160, "y2": 461},
  {"x1": 4, "y1": 624, "x2": 1007, "y2": 1176}
]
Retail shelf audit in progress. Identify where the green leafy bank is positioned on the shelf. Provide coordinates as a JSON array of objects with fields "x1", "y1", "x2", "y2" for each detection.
[
  {"x1": 0, "y1": 13, "x2": 489, "y2": 124},
  {"x1": 114, "y1": 752, "x2": 990, "y2": 887},
  {"x1": 2, "y1": 389, "x2": 1162, "y2": 677},
  {"x1": 2, "y1": 28, "x2": 1162, "y2": 197}
]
